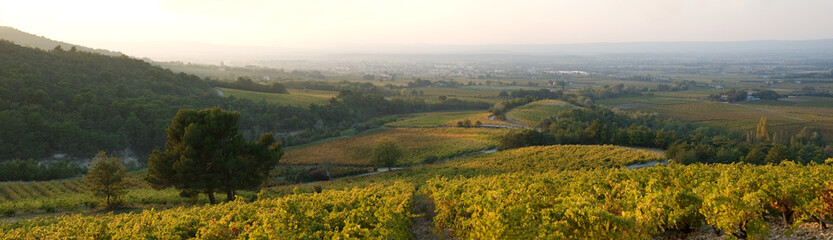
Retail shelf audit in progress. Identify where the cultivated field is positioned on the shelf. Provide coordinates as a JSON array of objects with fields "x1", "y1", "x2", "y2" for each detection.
[
  {"x1": 218, "y1": 88, "x2": 336, "y2": 106},
  {"x1": 384, "y1": 110, "x2": 484, "y2": 128},
  {"x1": 505, "y1": 99, "x2": 579, "y2": 127},
  {"x1": 281, "y1": 127, "x2": 504, "y2": 166}
]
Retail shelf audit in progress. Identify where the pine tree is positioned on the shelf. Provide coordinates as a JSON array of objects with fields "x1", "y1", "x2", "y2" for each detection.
[
  {"x1": 146, "y1": 107, "x2": 282, "y2": 204},
  {"x1": 84, "y1": 151, "x2": 128, "y2": 208}
]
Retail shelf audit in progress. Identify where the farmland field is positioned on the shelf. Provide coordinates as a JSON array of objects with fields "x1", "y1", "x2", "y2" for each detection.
[
  {"x1": 217, "y1": 88, "x2": 337, "y2": 106},
  {"x1": 505, "y1": 99, "x2": 579, "y2": 127},
  {"x1": 276, "y1": 144, "x2": 665, "y2": 195},
  {"x1": 281, "y1": 127, "x2": 505, "y2": 166},
  {"x1": 595, "y1": 95, "x2": 694, "y2": 108},
  {"x1": 385, "y1": 110, "x2": 484, "y2": 128}
]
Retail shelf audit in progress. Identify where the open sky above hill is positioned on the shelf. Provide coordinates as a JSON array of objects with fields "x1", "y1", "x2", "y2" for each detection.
[{"x1": 2, "y1": 0, "x2": 832, "y2": 61}]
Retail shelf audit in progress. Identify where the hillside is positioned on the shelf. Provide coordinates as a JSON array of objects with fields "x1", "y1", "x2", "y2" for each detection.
[
  {"x1": 0, "y1": 40, "x2": 492, "y2": 162},
  {"x1": 0, "y1": 40, "x2": 221, "y2": 160},
  {"x1": 6, "y1": 145, "x2": 832, "y2": 239},
  {"x1": 506, "y1": 99, "x2": 579, "y2": 127},
  {"x1": 0, "y1": 26, "x2": 122, "y2": 56}
]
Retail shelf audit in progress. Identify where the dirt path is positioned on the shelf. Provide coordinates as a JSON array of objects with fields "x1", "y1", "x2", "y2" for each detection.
[
  {"x1": 411, "y1": 194, "x2": 456, "y2": 240},
  {"x1": 300, "y1": 148, "x2": 498, "y2": 185}
]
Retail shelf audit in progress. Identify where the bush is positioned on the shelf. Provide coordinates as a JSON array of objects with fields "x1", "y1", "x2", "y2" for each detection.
[{"x1": 423, "y1": 155, "x2": 439, "y2": 164}]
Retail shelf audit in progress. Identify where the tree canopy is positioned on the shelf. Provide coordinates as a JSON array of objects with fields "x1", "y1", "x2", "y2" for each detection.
[
  {"x1": 84, "y1": 151, "x2": 128, "y2": 208},
  {"x1": 145, "y1": 107, "x2": 282, "y2": 204},
  {"x1": 371, "y1": 137, "x2": 402, "y2": 171}
]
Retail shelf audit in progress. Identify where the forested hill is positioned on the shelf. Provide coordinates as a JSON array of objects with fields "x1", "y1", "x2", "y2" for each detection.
[
  {"x1": 0, "y1": 26, "x2": 122, "y2": 56},
  {"x1": 0, "y1": 40, "x2": 489, "y2": 162},
  {"x1": 0, "y1": 39, "x2": 214, "y2": 159}
]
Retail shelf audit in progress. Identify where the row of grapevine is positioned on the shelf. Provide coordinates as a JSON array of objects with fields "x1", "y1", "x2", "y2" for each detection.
[
  {"x1": 425, "y1": 162, "x2": 833, "y2": 239},
  {"x1": 0, "y1": 182, "x2": 414, "y2": 239},
  {"x1": 0, "y1": 179, "x2": 88, "y2": 201}
]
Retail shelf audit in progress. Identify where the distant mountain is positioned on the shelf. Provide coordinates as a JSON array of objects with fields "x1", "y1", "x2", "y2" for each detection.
[{"x1": 0, "y1": 26, "x2": 123, "y2": 56}]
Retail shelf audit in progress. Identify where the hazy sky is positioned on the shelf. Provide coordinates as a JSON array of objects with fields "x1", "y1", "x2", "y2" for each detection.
[{"x1": 1, "y1": 0, "x2": 832, "y2": 57}]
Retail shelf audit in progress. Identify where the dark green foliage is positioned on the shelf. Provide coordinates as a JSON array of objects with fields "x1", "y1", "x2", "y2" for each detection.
[
  {"x1": 0, "y1": 159, "x2": 86, "y2": 181},
  {"x1": 371, "y1": 137, "x2": 402, "y2": 171},
  {"x1": 0, "y1": 40, "x2": 488, "y2": 162},
  {"x1": 765, "y1": 144, "x2": 788, "y2": 164},
  {"x1": 708, "y1": 89, "x2": 748, "y2": 102},
  {"x1": 755, "y1": 90, "x2": 782, "y2": 100},
  {"x1": 498, "y1": 129, "x2": 553, "y2": 149},
  {"x1": 423, "y1": 155, "x2": 439, "y2": 164},
  {"x1": 146, "y1": 107, "x2": 283, "y2": 204},
  {"x1": 538, "y1": 105, "x2": 828, "y2": 165},
  {"x1": 84, "y1": 151, "x2": 128, "y2": 208},
  {"x1": 0, "y1": 40, "x2": 211, "y2": 159}
]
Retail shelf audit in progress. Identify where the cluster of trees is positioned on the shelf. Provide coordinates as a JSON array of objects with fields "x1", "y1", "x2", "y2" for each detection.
[
  {"x1": 455, "y1": 119, "x2": 482, "y2": 128},
  {"x1": 146, "y1": 107, "x2": 282, "y2": 204},
  {"x1": 666, "y1": 119, "x2": 831, "y2": 165},
  {"x1": 708, "y1": 89, "x2": 748, "y2": 102},
  {"x1": 574, "y1": 84, "x2": 644, "y2": 100},
  {"x1": 207, "y1": 77, "x2": 287, "y2": 94},
  {"x1": 0, "y1": 159, "x2": 86, "y2": 181},
  {"x1": 498, "y1": 105, "x2": 832, "y2": 165},
  {"x1": 498, "y1": 107, "x2": 687, "y2": 149},
  {"x1": 0, "y1": 40, "x2": 211, "y2": 159},
  {"x1": 709, "y1": 89, "x2": 783, "y2": 102},
  {"x1": 656, "y1": 80, "x2": 698, "y2": 91},
  {"x1": 754, "y1": 89, "x2": 783, "y2": 100},
  {"x1": 403, "y1": 78, "x2": 461, "y2": 88}
]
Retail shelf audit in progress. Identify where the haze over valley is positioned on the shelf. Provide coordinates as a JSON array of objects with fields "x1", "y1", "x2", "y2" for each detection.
[{"x1": 1, "y1": 1, "x2": 833, "y2": 239}]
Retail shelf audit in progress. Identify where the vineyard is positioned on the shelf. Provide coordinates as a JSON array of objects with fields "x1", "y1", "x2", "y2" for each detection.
[
  {"x1": 0, "y1": 182, "x2": 414, "y2": 239},
  {"x1": 0, "y1": 175, "x2": 247, "y2": 216},
  {"x1": 275, "y1": 145, "x2": 664, "y2": 196},
  {"x1": 384, "y1": 110, "x2": 483, "y2": 128},
  {"x1": 425, "y1": 162, "x2": 833, "y2": 239},
  {"x1": 505, "y1": 99, "x2": 579, "y2": 127},
  {"x1": 281, "y1": 127, "x2": 503, "y2": 166},
  {"x1": 4, "y1": 144, "x2": 833, "y2": 239},
  {"x1": 218, "y1": 88, "x2": 337, "y2": 107}
]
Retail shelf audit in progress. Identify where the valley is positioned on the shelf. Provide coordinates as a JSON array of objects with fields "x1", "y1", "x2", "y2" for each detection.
[{"x1": 2, "y1": 6, "x2": 833, "y2": 238}]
